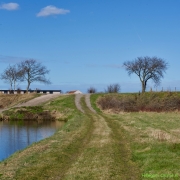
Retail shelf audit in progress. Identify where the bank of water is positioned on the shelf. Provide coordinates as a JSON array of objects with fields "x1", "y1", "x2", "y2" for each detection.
[{"x1": 0, "y1": 120, "x2": 64, "y2": 161}]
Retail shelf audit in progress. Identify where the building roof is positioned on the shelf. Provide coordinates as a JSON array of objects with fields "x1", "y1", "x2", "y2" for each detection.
[
  {"x1": 0, "y1": 90, "x2": 61, "y2": 92},
  {"x1": 68, "y1": 90, "x2": 83, "y2": 94},
  {"x1": 68, "y1": 90, "x2": 77, "y2": 93}
]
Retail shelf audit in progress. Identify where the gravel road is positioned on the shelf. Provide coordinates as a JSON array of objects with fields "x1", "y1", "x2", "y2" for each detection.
[
  {"x1": 16, "y1": 94, "x2": 61, "y2": 107},
  {"x1": 0, "y1": 94, "x2": 61, "y2": 113}
]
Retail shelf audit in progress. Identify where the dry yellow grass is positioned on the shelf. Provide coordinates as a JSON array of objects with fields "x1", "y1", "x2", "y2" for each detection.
[{"x1": 0, "y1": 93, "x2": 40, "y2": 109}]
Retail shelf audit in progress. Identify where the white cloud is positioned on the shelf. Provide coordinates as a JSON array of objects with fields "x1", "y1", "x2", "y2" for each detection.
[
  {"x1": 37, "y1": 5, "x2": 70, "y2": 17},
  {"x1": 0, "y1": 2, "x2": 19, "y2": 10}
]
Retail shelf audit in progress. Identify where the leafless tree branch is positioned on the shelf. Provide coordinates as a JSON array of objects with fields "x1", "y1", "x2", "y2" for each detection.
[
  {"x1": 18, "y1": 59, "x2": 51, "y2": 91},
  {"x1": 123, "y1": 56, "x2": 168, "y2": 92}
]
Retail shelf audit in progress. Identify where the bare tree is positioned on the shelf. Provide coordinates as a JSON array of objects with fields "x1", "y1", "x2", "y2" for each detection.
[
  {"x1": 18, "y1": 59, "x2": 51, "y2": 91},
  {"x1": 123, "y1": 56, "x2": 168, "y2": 93},
  {"x1": 87, "y1": 87, "x2": 97, "y2": 93},
  {"x1": 0, "y1": 64, "x2": 23, "y2": 91},
  {"x1": 105, "y1": 83, "x2": 121, "y2": 93}
]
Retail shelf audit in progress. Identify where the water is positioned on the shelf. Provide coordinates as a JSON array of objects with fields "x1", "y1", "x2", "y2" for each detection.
[{"x1": 0, "y1": 120, "x2": 64, "y2": 161}]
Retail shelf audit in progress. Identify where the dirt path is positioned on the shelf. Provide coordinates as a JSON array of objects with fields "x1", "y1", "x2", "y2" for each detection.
[
  {"x1": 67, "y1": 94, "x2": 140, "y2": 179},
  {"x1": 75, "y1": 94, "x2": 96, "y2": 113},
  {"x1": 85, "y1": 94, "x2": 96, "y2": 113},
  {"x1": 0, "y1": 94, "x2": 61, "y2": 113},
  {"x1": 16, "y1": 94, "x2": 61, "y2": 107},
  {"x1": 75, "y1": 94, "x2": 85, "y2": 113}
]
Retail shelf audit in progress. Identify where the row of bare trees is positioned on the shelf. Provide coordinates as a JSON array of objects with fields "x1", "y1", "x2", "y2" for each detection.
[
  {"x1": 0, "y1": 59, "x2": 51, "y2": 91},
  {"x1": 0, "y1": 56, "x2": 168, "y2": 93}
]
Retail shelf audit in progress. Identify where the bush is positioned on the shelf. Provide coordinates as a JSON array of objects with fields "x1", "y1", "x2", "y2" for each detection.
[
  {"x1": 17, "y1": 88, "x2": 21, "y2": 94},
  {"x1": 87, "y1": 87, "x2": 97, "y2": 93},
  {"x1": 98, "y1": 95, "x2": 137, "y2": 112},
  {"x1": 104, "y1": 83, "x2": 121, "y2": 93},
  {"x1": 97, "y1": 92, "x2": 180, "y2": 112},
  {"x1": 8, "y1": 90, "x2": 14, "y2": 94}
]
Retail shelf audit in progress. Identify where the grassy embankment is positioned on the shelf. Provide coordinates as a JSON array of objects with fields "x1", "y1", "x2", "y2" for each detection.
[
  {"x1": 91, "y1": 92, "x2": 180, "y2": 179},
  {"x1": 0, "y1": 94, "x2": 141, "y2": 179},
  {"x1": 1, "y1": 92, "x2": 180, "y2": 179},
  {"x1": 0, "y1": 95, "x2": 93, "y2": 179}
]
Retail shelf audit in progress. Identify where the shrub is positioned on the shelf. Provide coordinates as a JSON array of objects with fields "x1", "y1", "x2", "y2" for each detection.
[
  {"x1": 8, "y1": 90, "x2": 14, "y2": 94},
  {"x1": 97, "y1": 92, "x2": 180, "y2": 112},
  {"x1": 87, "y1": 87, "x2": 97, "y2": 93},
  {"x1": 17, "y1": 87, "x2": 21, "y2": 94},
  {"x1": 104, "y1": 83, "x2": 121, "y2": 93}
]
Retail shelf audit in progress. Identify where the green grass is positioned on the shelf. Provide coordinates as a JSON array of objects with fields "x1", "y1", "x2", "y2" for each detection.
[
  {"x1": 90, "y1": 93, "x2": 103, "y2": 113},
  {"x1": 43, "y1": 94, "x2": 80, "y2": 120},
  {"x1": 90, "y1": 93, "x2": 180, "y2": 179},
  {"x1": 0, "y1": 95, "x2": 93, "y2": 180},
  {"x1": 2, "y1": 106, "x2": 44, "y2": 121},
  {"x1": 91, "y1": 92, "x2": 180, "y2": 179},
  {"x1": 1, "y1": 93, "x2": 180, "y2": 179}
]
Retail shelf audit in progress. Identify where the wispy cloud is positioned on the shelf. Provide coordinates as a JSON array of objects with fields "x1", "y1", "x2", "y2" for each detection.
[
  {"x1": 0, "y1": 55, "x2": 26, "y2": 63},
  {"x1": 37, "y1": 5, "x2": 70, "y2": 17},
  {"x1": 103, "y1": 64, "x2": 123, "y2": 68},
  {"x1": 0, "y1": 2, "x2": 19, "y2": 10},
  {"x1": 86, "y1": 64, "x2": 123, "y2": 68}
]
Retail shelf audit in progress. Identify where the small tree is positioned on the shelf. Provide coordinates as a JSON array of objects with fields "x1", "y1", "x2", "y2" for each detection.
[
  {"x1": 105, "y1": 83, "x2": 121, "y2": 93},
  {"x1": 87, "y1": 87, "x2": 97, "y2": 93},
  {"x1": 123, "y1": 56, "x2": 168, "y2": 93},
  {"x1": 18, "y1": 59, "x2": 51, "y2": 91},
  {"x1": 0, "y1": 64, "x2": 23, "y2": 91}
]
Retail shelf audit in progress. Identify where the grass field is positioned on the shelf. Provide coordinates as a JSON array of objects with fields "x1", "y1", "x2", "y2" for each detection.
[
  {"x1": 92, "y1": 92, "x2": 180, "y2": 179},
  {"x1": 0, "y1": 92, "x2": 180, "y2": 179}
]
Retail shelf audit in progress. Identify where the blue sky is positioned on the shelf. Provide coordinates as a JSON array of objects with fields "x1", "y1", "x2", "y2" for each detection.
[{"x1": 0, "y1": 0, "x2": 180, "y2": 93}]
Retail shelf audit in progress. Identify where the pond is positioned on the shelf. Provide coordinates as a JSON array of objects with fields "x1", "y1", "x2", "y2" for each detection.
[{"x1": 0, "y1": 120, "x2": 64, "y2": 161}]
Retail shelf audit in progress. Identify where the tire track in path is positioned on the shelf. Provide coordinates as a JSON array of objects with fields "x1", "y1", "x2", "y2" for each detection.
[
  {"x1": 85, "y1": 94, "x2": 96, "y2": 113},
  {"x1": 75, "y1": 94, "x2": 96, "y2": 113},
  {"x1": 75, "y1": 94, "x2": 85, "y2": 113}
]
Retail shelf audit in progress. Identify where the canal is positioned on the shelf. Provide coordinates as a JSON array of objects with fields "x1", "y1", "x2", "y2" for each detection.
[{"x1": 0, "y1": 120, "x2": 64, "y2": 161}]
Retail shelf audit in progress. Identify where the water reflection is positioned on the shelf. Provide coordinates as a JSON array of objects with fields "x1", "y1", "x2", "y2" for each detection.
[{"x1": 0, "y1": 120, "x2": 64, "y2": 161}]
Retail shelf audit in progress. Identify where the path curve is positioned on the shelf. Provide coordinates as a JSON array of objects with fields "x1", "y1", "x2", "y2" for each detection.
[{"x1": 16, "y1": 94, "x2": 61, "y2": 107}]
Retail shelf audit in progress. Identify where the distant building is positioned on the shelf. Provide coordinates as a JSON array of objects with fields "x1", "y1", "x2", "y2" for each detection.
[
  {"x1": 68, "y1": 90, "x2": 83, "y2": 94},
  {"x1": 0, "y1": 90, "x2": 61, "y2": 94}
]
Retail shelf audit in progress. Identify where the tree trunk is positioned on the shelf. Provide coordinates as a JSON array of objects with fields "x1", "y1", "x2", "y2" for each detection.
[
  {"x1": 14, "y1": 81, "x2": 16, "y2": 91},
  {"x1": 10, "y1": 82, "x2": 13, "y2": 91},
  {"x1": 26, "y1": 82, "x2": 30, "y2": 92},
  {"x1": 141, "y1": 81, "x2": 146, "y2": 93}
]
